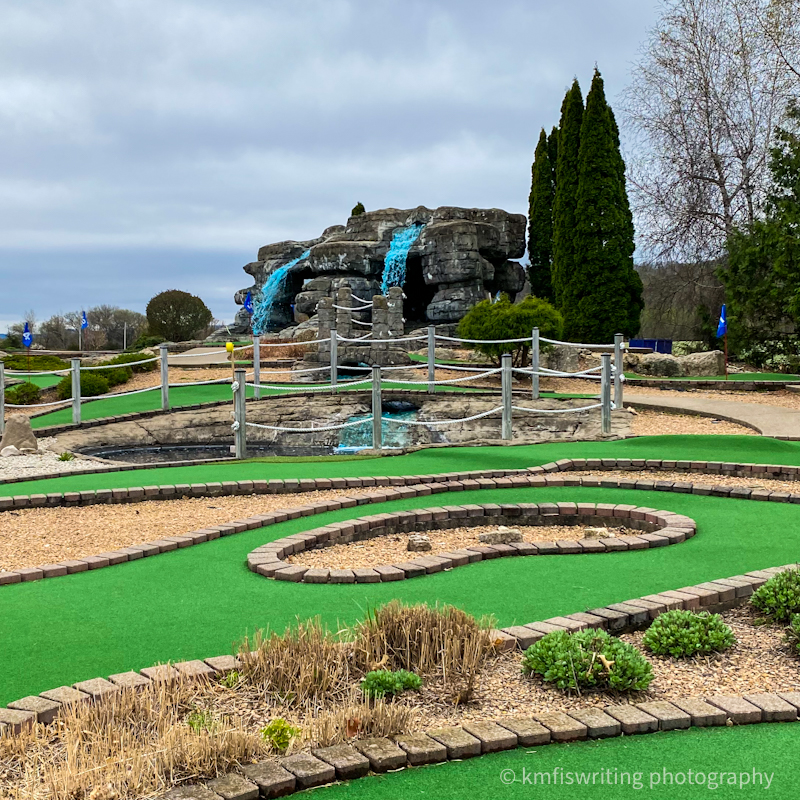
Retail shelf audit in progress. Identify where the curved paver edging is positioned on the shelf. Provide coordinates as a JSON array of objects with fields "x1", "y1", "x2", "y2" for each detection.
[
  {"x1": 3, "y1": 563, "x2": 799, "y2": 800},
  {"x1": 249, "y1": 503, "x2": 696, "y2": 584},
  {"x1": 5, "y1": 456, "x2": 800, "y2": 586}
]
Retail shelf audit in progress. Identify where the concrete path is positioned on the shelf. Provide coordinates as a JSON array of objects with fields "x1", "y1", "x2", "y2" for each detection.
[
  {"x1": 627, "y1": 394, "x2": 800, "y2": 439},
  {"x1": 167, "y1": 347, "x2": 231, "y2": 366}
]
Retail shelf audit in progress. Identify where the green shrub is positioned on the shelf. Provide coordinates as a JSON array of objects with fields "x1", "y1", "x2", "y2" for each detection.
[
  {"x1": 5, "y1": 382, "x2": 41, "y2": 405},
  {"x1": 58, "y1": 452, "x2": 75, "y2": 462},
  {"x1": 521, "y1": 629, "x2": 653, "y2": 692},
  {"x1": 351, "y1": 201, "x2": 366, "y2": 216},
  {"x1": 102, "y1": 351, "x2": 158, "y2": 373},
  {"x1": 260, "y1": 718, "x2": 300, "y2": 753},
  {"x1": 751, "y1": 567, "x2": 800, "y2": 622},
  {"x1": 219, "y1": 670, "x2": 240, "y2": 688},
  {"x1": 2, "y1": 354, "x2": 68, "y2": 371},
  {"x1": 360, "y1": 669, "x2": 422, "y2": 699},
  {"x1": 642, "y1": 610, "x2": 735, "y2": 658},
  {"x1": 130, "y1": 334, "x2": 165, "y2": 350},
  {"x1": 186, "y1": 707, "x2": 215, "y2": 734},
  {"x1": 786, "y1": 614, "x2": 800, "y2": 655},
  {"x1": 456, "y1": 295, "x2": 563, "y2": 366},
  {"x1": 56, "y1": 372, "x2": 109, "y2": 400}
]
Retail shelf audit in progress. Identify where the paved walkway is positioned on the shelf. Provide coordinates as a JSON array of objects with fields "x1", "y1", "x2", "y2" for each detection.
[
  {"x1": 167, "y1": 347, "x2": 231, "y2": 366},
  {"x1": 627, "y1": 394, "x2": 800, "y2": 438}
]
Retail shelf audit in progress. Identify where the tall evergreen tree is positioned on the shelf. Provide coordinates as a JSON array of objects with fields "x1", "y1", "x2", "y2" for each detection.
[
  {"x1": 527, "y1": 129, "x2": 555, "y2": 301},
  {"x1": 551, "y1": 80, "x2": 584, "y2": 310},
  {"x1": 563, "y1": 69, "x2": 642, "y2": 342},
  {"x1": 547, "y1": 126, "x2": 559, "y2": 181}
]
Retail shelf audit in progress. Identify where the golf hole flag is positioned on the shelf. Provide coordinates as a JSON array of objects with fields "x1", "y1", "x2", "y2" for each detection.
[
  {"x1": 244, "y1": 290, "x2": 254, "y2": 315},
  {"x1": 716, "y1": 305, "x2": 727, "y2": 338},
  {"x1": 81, "y1": 311, "x2": 88, "y2": 330},
  {"x1": 22, "y1": 322, "x2": 32, "y2": 348}
]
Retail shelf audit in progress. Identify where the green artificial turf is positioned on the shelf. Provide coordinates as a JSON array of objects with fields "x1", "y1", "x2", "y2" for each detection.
[
  {"x1": 7, "y1": 434, "x2": 800, "y2": 498},
  {"x1": 313, "y1": 725, "x2": 799, "y2": 798},
  {"x1": 2, "y1": 480, "x2": 800, "y2": 705}
]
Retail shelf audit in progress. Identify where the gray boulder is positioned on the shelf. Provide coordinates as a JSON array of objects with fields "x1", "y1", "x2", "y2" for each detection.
[
  {"x1": 679, "y1": 350, "x2": 726, "y2": 377},
  {"x1": 479, "y1": 526, "x2": 523, "y2": 545},
  {"x1": 407, "y1": 535, "x2": 432, "y2": 552},
  {"x1": 635, "y1": 352, "x2": 683, "y2": 377},
  {"x1": 0, "y1": 414, "x2": 38, "y2": 454}
]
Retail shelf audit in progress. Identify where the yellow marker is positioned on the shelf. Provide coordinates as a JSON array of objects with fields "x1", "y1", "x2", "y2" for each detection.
[
  {"x1": 225, "y1": 341, "x2": 234, "y2": 354},
  {"x1": 226, "y1": 341, "x2": 235, "y2": 383}
]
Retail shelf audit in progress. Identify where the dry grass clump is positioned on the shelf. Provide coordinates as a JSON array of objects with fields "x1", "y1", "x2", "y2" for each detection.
[
  {"x1": 237, "y1": 617, "x2": 355, "y2": 707},
  {"x1": 0, "y1": 679, "x2": 266, "y2": 800},
  {"x1": 307, "y1": 699, "x2": 419, "y2": 747},
  {"x1": 353, "y1": 601, "x2": 496, "y2": 704}
]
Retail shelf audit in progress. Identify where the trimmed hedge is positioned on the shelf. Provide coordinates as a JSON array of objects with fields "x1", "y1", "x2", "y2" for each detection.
[{"x1": 750, "y1": 567, "x2": 800, "y2": 623}]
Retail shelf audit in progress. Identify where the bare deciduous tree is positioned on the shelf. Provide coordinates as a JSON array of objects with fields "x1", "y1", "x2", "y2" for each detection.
[{"x1": 624, "y1": 0, "x2": 799, "y2": 264}]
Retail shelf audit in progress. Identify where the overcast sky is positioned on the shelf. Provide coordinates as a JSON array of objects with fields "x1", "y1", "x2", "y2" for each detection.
[{"x1": 0, "y1": 0, "x2": 662, "y2": 332}]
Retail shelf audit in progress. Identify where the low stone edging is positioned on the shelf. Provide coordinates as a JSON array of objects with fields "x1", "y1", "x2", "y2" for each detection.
[
  {"x1": 2, "y1": 563, "x2": 798, "y2": 800},
  {"x1": 627, "y1": 378, "x2": 800, "y2": 390},
  {"x1": 249, "y1": 503, "x2": 695, "y2": 584}
]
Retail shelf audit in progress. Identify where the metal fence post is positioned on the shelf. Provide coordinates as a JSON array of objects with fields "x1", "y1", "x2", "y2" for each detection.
[
  {"x1": 501, "y1": 353, "x2": 513, "y2": 440},
  {"x1": 160, "y1": 345, "x2": 170, "y2": 411},
  {"x1": 0, "y1": 362, "x2": 5, "y2": 435},
  {"x1": 330, "y1": 327, "x2": 338, "y2": 393},
  {"x1": 234, "y1": 368, "x2": 247, "y2": 459},
  {"x1": 71, "y1": 358, "x2": 81, "y2": 425},
  {"x1": 613, "y1": 333, "x2": 623, "y2": 409},
  {"x1": 427, "y1": 325, "x2": 436, "y2": 394},
  {"x1": 253, "y1": 335, "x2": 261, "y2": 400},
  {"x1": 371, "y1": 364, "x2": 382, "y2": 450},
  {"x1": 531, "y1": 327, "x2": 540, "y2": 400},
  {"x1": 601, "y1": 353, "x2": 612, "y2": 435}
]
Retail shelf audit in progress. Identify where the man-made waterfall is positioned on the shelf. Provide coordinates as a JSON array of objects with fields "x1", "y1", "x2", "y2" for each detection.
[
  {"x1": 334, "y1": 409, "x2": 418, "y2": 453},
  {"x1": 380, "y1": 223, "x2": 425, "y2": 295},
  {"x1": 252, "y1": 249, "x2": 311, "y2": 334}
]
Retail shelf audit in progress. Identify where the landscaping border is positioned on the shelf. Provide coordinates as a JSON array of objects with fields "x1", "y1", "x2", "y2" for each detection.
[{"x1": 249, "y1": 503, "x2": 695, "y2": 584}]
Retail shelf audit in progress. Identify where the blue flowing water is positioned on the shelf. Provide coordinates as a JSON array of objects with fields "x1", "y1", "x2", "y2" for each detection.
[
  {"x1": 252, "y1": 249, "x2": 311, "y2": 334},
  {"x1": 380, "y1": 223, "x2": 425, "y2": 295},
  {"x1": 334, "y1": 409, "x2": 418, "y2": 453}
]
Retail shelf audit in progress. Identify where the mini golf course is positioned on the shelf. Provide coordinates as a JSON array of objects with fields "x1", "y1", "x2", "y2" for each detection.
[{"x1": 2, "y1": 434, "x2": 800, "y2": 796}]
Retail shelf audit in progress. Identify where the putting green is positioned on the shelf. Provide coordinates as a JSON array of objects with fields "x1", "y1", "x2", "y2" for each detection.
[{"x1": 313, "y1": 724, "x2": 799, "y2": 798}]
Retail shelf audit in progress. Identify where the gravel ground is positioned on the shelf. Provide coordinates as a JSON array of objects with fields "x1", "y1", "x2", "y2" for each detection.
[
  {"x1": 0, "y1": 489, "x2": 355, "y2": 572},
  {"x1": 569, "y1": 469, "x2": 800, "y2": 492},
  {"x1": 0, "y1": 437, "x2": 100, "y2": 483},
  {"x1": 287, "y1": 523, "x2": 636, "y2": 570},
  {"x1": 628, "y1": 409, "x2": 754, "y2": 436}
]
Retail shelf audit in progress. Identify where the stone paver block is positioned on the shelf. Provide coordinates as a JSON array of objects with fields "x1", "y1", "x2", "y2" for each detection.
[
  {"x1": 204, "y1": 655, "x2": 242, "y2": 674},
  {"x1": 743, "y1": 693, "x2": 797, "y2": 722},
  {"x1": 427, "y1": 726, "x2": 482, "y2": 758},
  {"x1": 280, "y1": 752, "x2": 335, "y2": 788},
  {"x1": 0, "y1": 707, "x2": 36, "y2": 733},
  {"x1": 273, "y1": 565, "x2": 308, "y2": 582},
  {"x1": 175, "y1": 660, "x2": 217, "y2": 679},
  {"x1": 568, "y1": 707, "x2": 621, "y2": 738},
  {"x1": 39, "y1": 686, "x2": 90, "y2": 707},
  {"x1": 706, "y1": 695, "x2": 762, "y2": 724},
  {"x1": 7, "y1": 695, "x2": 62, "y2": 725},
  {"x1": 140, "y1": 665, "x2": 180, "y2": 683},
  {"x1": 163, "y1": 786, "x2": 223, "y2": 800},
  {"x1": 497, "y1": 717, "x2": 551, "y2": 745},
  {"x1": 241, "y1": 761, "x2": 296, "y2": 797},
  {"x1": 312, "y1": 743, "x2": 370, "y2": 779},
  {"x1": 671, "y1": 697, "x2": 727, "y2": 727},
  {"x1": 108, "y1": 671, "x2": 151, "y2": 690},
  {"x1": 393, "y1": 732, "x2": 448, "y2": 765},
  {"x1": 461, "y1": 720, "x2": 517, "y2": 752},
  {"x1": 777, "y1": 691, "x2": 800, "y2": 711},
  {"x1": 73, "y1": 677, "x2": 118, "y2": 700},
  {"x1": 534, "y1": 712, "x2": 587, "y2": 741},
  {"x1": 500, "y1": 625, "x2": 542, "y2": 650},
  {"x1": 354, "y1": 736, "x2": 408, "y2": 771},
  {"x1": 489, "y1": 629, "x2": 517, "y2": 652},
  {"x1": 205, "y1": 773, "x2": 259, "y2": 800},
  {"x1": 375, "y1": 565, "x2": 405, "y2": 581},
  {"x1": 604, "y1": 704, "x2": 659, "y2": 734},
  {"x1": 636, "y1": 701, "x2": 691, "y2": 730}
]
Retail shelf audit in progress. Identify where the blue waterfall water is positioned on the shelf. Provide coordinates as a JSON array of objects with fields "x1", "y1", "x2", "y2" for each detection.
[
  {"x1": 380, "y1": 223, "x2": 425, "y2": 295},
  {"x1": 251, "y1": 249, "x2": 311, "y2": 334},
  {"x1": 334, "y1": 409, "x2": 418, "y2": 453}
]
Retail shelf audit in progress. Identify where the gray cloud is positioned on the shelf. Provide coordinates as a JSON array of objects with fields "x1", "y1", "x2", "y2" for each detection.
[{"x1": 0, "y1": 0, "x2": 661, "y2": 329}]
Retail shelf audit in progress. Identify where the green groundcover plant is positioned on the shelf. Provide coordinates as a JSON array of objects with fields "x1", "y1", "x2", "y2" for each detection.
[
  {"x1": 750, "y1": 566, "x2": 800, "y2": 622},
  {"x1": 521, "y1": 629, "x2": 652, "y2": 692},
  {"x1": 360, "y1": 669, "x2": 422, "y2": 699},
  {"x1": 786, "y1": 614, "x2": 800, "y2": 655},
  {"x1": 260, "y1": 718, "x2": 301, "y2": 753},
  {"x1": 642, "y1": 610, "x2": 735, "y2": 658}
]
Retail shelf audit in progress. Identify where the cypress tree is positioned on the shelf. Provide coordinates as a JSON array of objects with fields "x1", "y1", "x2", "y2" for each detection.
[
  {"x1": 547, "y1": 126, "x2": 559, "y2": 182},
  {"x1": 527, "y1": 129, "x2": 555, "y2": 301},
  {"x1": 551, "y1": 80, "x2": 584, "y2": 311},
  {"x1": 564, "y1": 69, "x2": 642, "y2": 342}
]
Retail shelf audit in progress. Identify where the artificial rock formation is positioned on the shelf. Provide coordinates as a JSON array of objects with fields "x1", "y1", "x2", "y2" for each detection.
[
  {"x1": 231, "y1": 206, "x2": 526, "y2": 333},
  {"x1": 0, "y1": 415, "x2": 38, "y2": 456}
]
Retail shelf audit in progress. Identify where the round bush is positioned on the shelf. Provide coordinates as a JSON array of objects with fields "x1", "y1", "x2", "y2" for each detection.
[
  {"x1": 5, "y1": 382, "x2": 41, "y2": 405},
  {"x1": 750, "y1": 567, "x2": 800, "y2": 622},
  {"x1": 56, "y1": 372, "x2": 110, "y2": 400},
  {"x1": 642, "y1": 610, "x2": 735, "y2": 658},
  {"x1": 521, "y1": 629, "x2": 653, "y2": 692}
]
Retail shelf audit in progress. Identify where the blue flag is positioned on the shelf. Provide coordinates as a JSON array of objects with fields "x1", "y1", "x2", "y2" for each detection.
[
  {"x1": 244, "y1": 290, "x2": 254, "y2": 315},
  {"x1": 22, "y1": 321, "x2": 32, "y2": 348},
  {"x1": 716, "y1": 304, "x2": 727, "y2": 338},
  {"x1": 81, "y1": 311, "x2": 88, "y2": 330}
]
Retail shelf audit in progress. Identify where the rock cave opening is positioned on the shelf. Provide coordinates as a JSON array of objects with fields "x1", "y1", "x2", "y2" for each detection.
[{"x1": 401, "y1": 254, "x2": 436, "y2": 326}]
